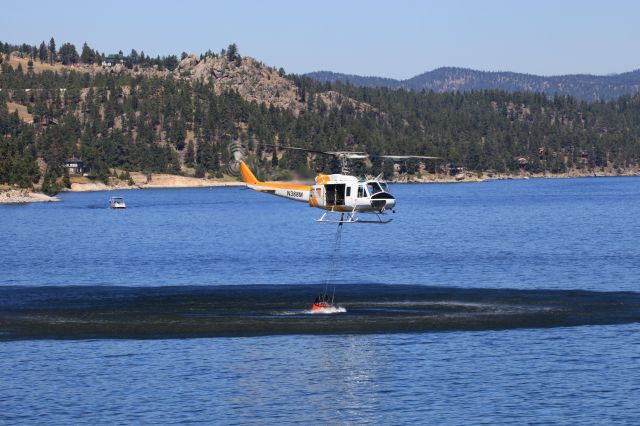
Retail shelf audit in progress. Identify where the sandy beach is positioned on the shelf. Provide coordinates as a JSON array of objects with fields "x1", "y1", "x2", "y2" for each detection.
[
  {"x1": 3, "y1": 167, "x2": 639, "y2": 204},
  {"x1": 68, "y1": 172, "x2": 245, "y2": 192}
]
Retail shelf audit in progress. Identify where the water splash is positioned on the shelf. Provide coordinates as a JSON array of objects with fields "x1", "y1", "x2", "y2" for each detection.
[
  {"x1": 2, "y1": 284, "x2": 639, "y2": 339},
  {"x1": 305, "y1": 306, "x2": 347, "y2": 314}
]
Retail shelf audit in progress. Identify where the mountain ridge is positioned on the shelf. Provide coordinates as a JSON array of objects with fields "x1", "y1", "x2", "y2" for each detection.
[
  {"x1": 3, "y1": 39, "x2": 640, "y2": 196},
  {"x1": 306, "y1": 67, "x2": 640, "y2": 101}
]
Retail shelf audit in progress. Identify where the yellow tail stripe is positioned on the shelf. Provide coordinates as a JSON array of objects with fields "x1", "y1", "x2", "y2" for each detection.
[
  {"x1": 239, "y1": 162, "x2": 258, "y2": 184},
  {"x1": 240, "y1": 162, "x2": 312, "y2": 191}
]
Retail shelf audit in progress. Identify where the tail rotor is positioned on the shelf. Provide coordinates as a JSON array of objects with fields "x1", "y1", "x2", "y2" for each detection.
[{"x1": 226, "y1": 141, "x2": 247, "y2": 176}]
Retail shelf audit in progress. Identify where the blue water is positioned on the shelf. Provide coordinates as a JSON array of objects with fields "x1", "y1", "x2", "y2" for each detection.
[
  {"x1": 2, "y1": 177, "x2": 639, "y2": 289},
  {"x1": 1, "y1": 177, "x2": 640, "y2": 424},
  {"x1": 1, "y1": 325, "x2": 639, "y2": 425}
]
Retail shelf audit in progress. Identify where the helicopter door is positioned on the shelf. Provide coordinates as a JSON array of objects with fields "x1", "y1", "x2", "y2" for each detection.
[{"x1": 324, "y1": 184, "x2": 346, "y2": 206}]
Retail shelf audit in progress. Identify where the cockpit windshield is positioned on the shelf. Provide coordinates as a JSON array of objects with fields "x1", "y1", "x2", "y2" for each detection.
[
  {"x1": 366, "y1": 181, "x2": 383, "y2": 195},
  {"x1": 380, "y1": 182, "x2": 389, "y2": 192}
]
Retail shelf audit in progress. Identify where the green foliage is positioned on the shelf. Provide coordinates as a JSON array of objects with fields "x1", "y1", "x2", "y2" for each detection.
[
  {"x1": 63, "y1": 169, "x2": 71, "y2": 188},
  {"x1": 1, "y1": 40, "x2": 640, "y2": 197},
  {"x1": 38, "y1": 41, "x2": 47, "y2": 63},
  {"x1": 164, "y1": 55, "x2": 179, "y2": 71},
  {"x1": 227, "y1": 43, "x2": 238, "y2": 61},
  {"x1": 80, "y1": 42, "x2": 95, "y2": 64},
  {"x1": 58, "y1": 43, "x2": 79, "y2": 65},
  {"x1": 184, "y1": 141, "x2": 195, "y2": 167},
  {"x1": 0, "y1": 100, "x2": 40, "y2": 187},
  {"x1": 307, "y1": 68, "x2": 640, "y2": 102}
]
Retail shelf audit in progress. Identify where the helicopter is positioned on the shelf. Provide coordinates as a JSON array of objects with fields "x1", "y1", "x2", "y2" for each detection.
[{"x1": 239, "y1": 145, "x2": 440, "y2": 224}]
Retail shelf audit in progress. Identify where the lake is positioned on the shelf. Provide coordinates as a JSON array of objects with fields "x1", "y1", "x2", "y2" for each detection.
[{"x1": 1, "y1": 177, "x2": 639, "y2": 424}]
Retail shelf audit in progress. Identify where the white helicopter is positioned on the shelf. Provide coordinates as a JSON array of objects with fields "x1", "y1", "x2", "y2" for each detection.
[{"x1": 239, "y1": 145, "x2": 440, "y2": 224}]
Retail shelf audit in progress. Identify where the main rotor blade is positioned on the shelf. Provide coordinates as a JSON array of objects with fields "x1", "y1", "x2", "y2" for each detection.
[
  {"x1": 262, "y1": 144, "x2": 334, "y2": 156},
  {"x1": 263, "y1": 144, "x2": 368, "y2": 158},
  {"x1": 338, "y1": 153, "x2": 368, "y2": 159},
  {"x1": 261, "y1": 144, "x2": 441, "y2": 161},
  {"x1": 373, "y1": 155, "x2": 442, "y2": 160}
]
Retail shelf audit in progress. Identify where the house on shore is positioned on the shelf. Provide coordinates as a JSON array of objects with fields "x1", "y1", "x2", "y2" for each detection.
[{"x1": 64, "y1": 158, "x2": 84, "y2": 175}]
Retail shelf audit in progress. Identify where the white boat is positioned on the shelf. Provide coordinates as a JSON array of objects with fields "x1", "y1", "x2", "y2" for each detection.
[{"x1": 109, "y1": 196, "x2": 126, "y2": 209}]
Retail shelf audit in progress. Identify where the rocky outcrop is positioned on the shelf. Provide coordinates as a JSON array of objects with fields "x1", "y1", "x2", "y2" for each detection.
[
  {"x1": 316, "y1": 90, "x2": 375, "y2": 114},
  {"x1": 6, "y1": 52, "x2": 373, "y2": 114},
  {"x1": 174, "y1": 55, "x2": 302, "y2": 111},
  {"x1": 0, "y1": 189, "x2": 60, "y2": 203}
]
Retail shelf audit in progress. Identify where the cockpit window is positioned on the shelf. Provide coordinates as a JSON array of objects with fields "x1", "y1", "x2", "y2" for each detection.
[
  {"x1": 367, "y1": 182, "x2": 383, "y2": 195},
  {"x1": 380, "y1": 182, "x2": 389, "y2": 192}
]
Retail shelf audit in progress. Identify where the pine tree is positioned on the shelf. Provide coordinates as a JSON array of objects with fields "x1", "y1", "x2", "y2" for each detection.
[
  {"x1": 80, "y1": 42, "x2": 94, "y2": 64},
  {"x1": 48, "y1": 37, "x2": 56, "y2": 63},
  {"x1": 130, "y1": 49, "x2": 138, "y2": 64},
  {"x1": 185, "y1": 141, "x2": 195, "y2": 167},
  {"x1": 38, "y1": 41, "x2": 47, "y2": 63},
  {"x1": 59, "y1": 43, "x2": 79, "y2": 65},
  {"x1": 226, "y1": 43, "x2": 238, "y2": 61}
]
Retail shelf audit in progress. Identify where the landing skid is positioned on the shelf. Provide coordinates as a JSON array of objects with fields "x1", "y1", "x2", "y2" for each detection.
[{"x1": 315, "y1": 212, "x2": 392, "y2": 224}]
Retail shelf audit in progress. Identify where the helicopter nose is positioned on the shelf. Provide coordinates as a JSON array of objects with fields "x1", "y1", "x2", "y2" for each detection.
[
  {"x1": 386, "y1": 198, "x2": 396, "y2": 210},
  {"x1": 370, "y1": 192, "x2": 396, "y2": 212}
]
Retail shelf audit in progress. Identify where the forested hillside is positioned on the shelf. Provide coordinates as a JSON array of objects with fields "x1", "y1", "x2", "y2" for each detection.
[
  {"x1": 2, "y1": 39, "x2": 640, "y2": 195},
  {"x1": 307, "y1": 67, "x2": 640, "y2": 102}
]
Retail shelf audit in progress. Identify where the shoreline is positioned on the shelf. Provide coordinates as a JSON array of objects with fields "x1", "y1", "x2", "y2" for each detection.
[
  {"x1": 3, "y1": 170, "x2": 639, "y2": 204},
  {"x1": 398, "y1": 169, "x2": 640, "y2": 184},
  {"x1": 0, "y1": 174, "x2": 244, "y2": 204},
  {"x1": 68, "y1": 171, "x2": 245, "y2": 193},
  {"x1": 67, "y1": 181, "x2": 245, "y2": 193},
  {"x1": 0, "y1": 189, "x2": 61, "y2": 204}
]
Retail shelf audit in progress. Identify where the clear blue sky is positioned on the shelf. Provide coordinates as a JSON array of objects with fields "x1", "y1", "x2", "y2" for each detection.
[{"x1": 2, "y1": 0, "x2": 639, "y2": 78}]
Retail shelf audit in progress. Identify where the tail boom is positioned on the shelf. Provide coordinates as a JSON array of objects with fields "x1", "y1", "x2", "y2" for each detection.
[{"x1": 240, "y1": 161, "x2": 311, "y2": 203}]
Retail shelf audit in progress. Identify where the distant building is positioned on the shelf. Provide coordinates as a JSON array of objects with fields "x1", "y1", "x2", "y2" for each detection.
[
  {"x1": 102, "y1": 55, "x2": 123, "y2": 67},
  {"x1": 442, "y1": 163, "x2": 465, "y2": 176},
  {"x1": 64, "y1": 158, "x2": 84, "y2": 175}
]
